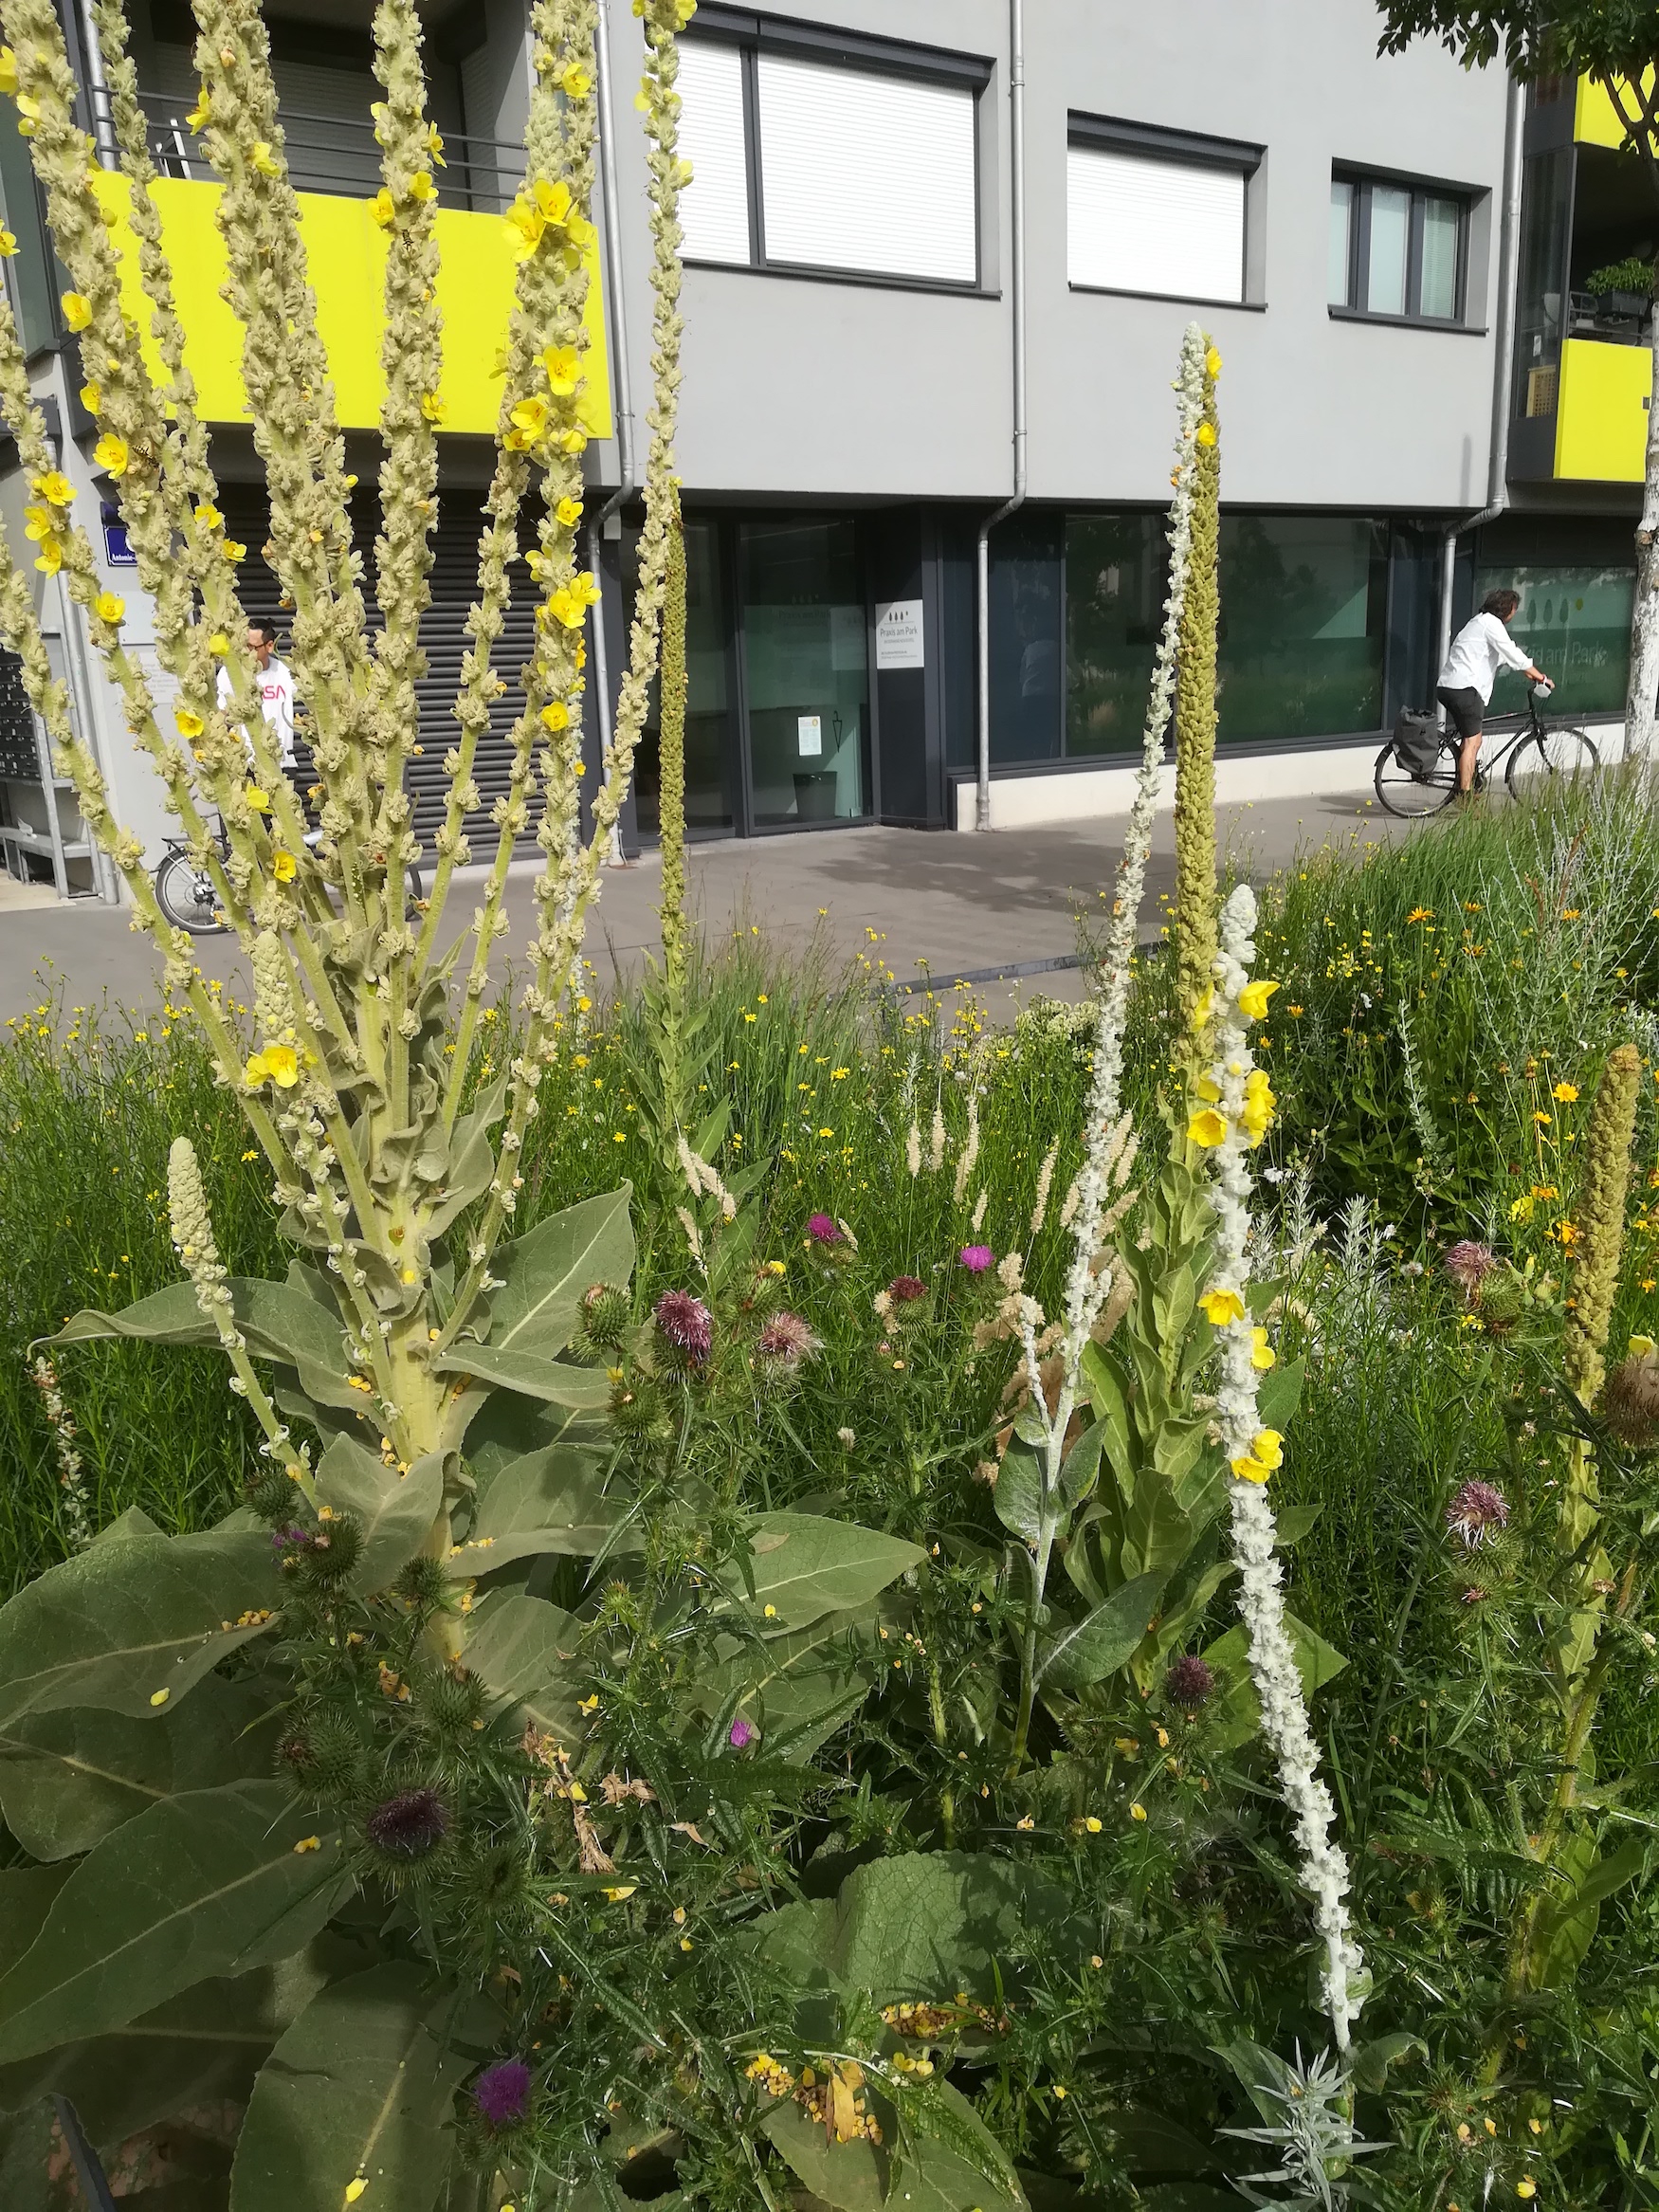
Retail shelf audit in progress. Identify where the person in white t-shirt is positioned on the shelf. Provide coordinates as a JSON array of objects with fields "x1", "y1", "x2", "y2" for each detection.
[
  {"x1": 1436, "y1": 588, "x2": 1552, "y2": 796},
  {"x1": 216, "y1": 621, "x2": 297, "y2": 769}
]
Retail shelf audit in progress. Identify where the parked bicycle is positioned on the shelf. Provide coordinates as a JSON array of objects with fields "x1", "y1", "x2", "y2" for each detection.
[
  {"x1": 1374, "y1": 681, "x2": 1599, "y2": 819},
  {"x1": 154, "y1": 828, "x2": 424, "y2": 934}
]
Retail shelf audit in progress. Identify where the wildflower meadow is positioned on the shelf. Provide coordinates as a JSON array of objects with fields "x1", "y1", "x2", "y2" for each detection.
[{"x1": 1, "y1": 1, "x2": 1659, "y2": 2208}]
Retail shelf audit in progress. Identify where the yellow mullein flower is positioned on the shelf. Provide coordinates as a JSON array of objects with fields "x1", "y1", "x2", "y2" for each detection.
[
  {"x1": 1190, "y1": 983, "x2": 1213, "y2": 1031},
  {"x1": 185, "y1": 87, "x2": 210, "y2": 130},
  {"x1": 1248, "y1": 1428, "x2": 1283, "y2": 1470},
  {"x1": 79, "y1": 381, "x2": 100, "y2": 413},
  {"x1": 246, "y1": 785, "x2": 271, "y2": 814},
  {"x1": 15, "y1": 93, "x2": 41, "y2": 135},
  {"x1": 556, "y1": 495, "x2": 583, "y2": 528},
  {"x1": 262, "y1": 1044, "x2": 299, "y2": 1088},
  {"x1": 1198, "y1": 1288, "x2": 1245, "y2": 1325},
  {"x1": 557, "y1": 427, "x2": 589, "y2": 455},
  {"x1": 0, "y1": 46, "x2": 16, "y2": 95},
  {"x1": 0, "y1": 228, "x2": 15, "y2": 257},
  {"x1": 1237, "y1": 978, "x2": 1279, "y2": 1020},
  {"x1": 539, "y1": 702, "x2": 571, "y2": 732},
  {"x1": 426, "y1": 122, "x2": 446, "y2": 165},
  {"x1": 543, "y1": 344, "x2": 581, "y2": 394},
  {"x1": 93, "y1": 591, "x2": 124, "y2": 624},
  {"x1": 1250, "y1": 1327, "x2": 1275, "y2": 1371},
  {"x1": 175, "y1": 708, "x2": 205, "y2": 739},
  {"x1": 504, "y1": 195, "x2": 545, "y2": 257},
  {"x1": 546, "y1": 587, "x2": 586, "y2": 630},
  {"x1": 22, "y1": 504, "x2": 52, "y2": 541},
  {"x1": 510, "y1": 395, "x2": 549, "y2": 437},
  {"x1": 420, "y1": 393, "x2": 446, "y2": 423},
  {"x1": 249, "y1": 142, "x2": 281, "y2": 178},
  {"x1": 535, "y1": 177, "x2": 574, "y2": 225},
  {"x1": 1205, "y1": 345, "x2": 1222, "y2": 378},
  {"x1": 59, "y1": 293, "x2": 93, "y2": 332},
  {"x1": 568, "y1": 212, "x2": 596, "y2": 251},
  {"x1": 561, "y1": 62, "x2": 592, "y2": 98},
  {"x1": 1194, "y1": 1073, "x2": 1222, "y2": 1103},
  {"x1": 369, "y1": 188, "x2": 395, "y2": 229},
  {"x1": 193, "y1": 501, "x2": 223, "y2": 531},
  {"x1": 243, "y1": 1049, "x2": 270, "y2": 1087},
  {"x1": 271, "y1": 850, "x2": 298, "y2": 884},
  {"x1": 94, "y1": 432, "x2": 129, "y2": 477},
  {"x1": 1187, "y1": 1107, "x2": 1227, "y2": 1148},
  {"x1": 33, "y1": 537, "x2": 63, "y2": 576},
  {"x1": 1231, "y1": 1451, "x2": 1271, "y2": 1484},
  {"x1": 572, "y1": 571, "x2": 601, "y2": 608},
  {"x1": 408, "y1": 169, "x2": 437, "y2": 203},
  {"x1": 34, "y1": 471, "x2": 73, "y2": 508},
  {"x1": 208, "y1": 631, "x2": 230, "y2": 655},
  {"x1": 1195, "y1": 422, "x2": 1217, "y2": 448}
]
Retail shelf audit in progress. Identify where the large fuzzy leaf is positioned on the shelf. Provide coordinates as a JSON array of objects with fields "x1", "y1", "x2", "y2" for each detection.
[
  {"x1": 761, "y1": 1852, "x2": 1066, "y2": 2006},
  {"x1": 430, "y1": 1341, "x2": 612, "y2": 1409},
  {"x1": 718, "y1": 1515, "x2": 923, "y2": 1631},
  {"x1": 0, "y1": 1867, "x2": 73, "y2": 1979},
  {"x1": 0, "y1": 1676, "x2": 280, "y2": 1860},
  {"x1": 450, "y1": 1443, "x2": 638, "y2": 1575},
  {"x1": 313, "y1": 1437, "x2": 446, "y2": 1592},
  {"x1": 888, "y1": 2079, "x2": 1028, "y2": 2212},
  {"x1": 229, "y1": 1963, "x2": 471, "y2": 2212},
  {"x1": 1038, "y1": 1571, "x2": 1168, "y2": 1692},
  {"x1": 1202, "y1": 1615, "x2": 1349, "y2": 1754},
  {"x1": 762, "y1": 2097, "x2": 887, "y2": 2209},
  {"x1": 0, "y1": 1947, "x2": 339, "y2": 2151},
  {"x1": 0, "y1": 1781, "x2": 348, "y2": 2063},
  {"x1": 462, "y1": 1594, "x2": 585, "y2": 1736},
  {"x1": 51, "y1": 1279, "x2": 358, "y2": 1409},
  {"x1": 705, "y1": 1608, "x2": 877, "y2": 1762},
  {"x1": 0, "y1": 1534, "x2": 282, "y2": 1728},
  {"x1": 484, "y1": 1186, "x2": 635, "y2": 1356}
]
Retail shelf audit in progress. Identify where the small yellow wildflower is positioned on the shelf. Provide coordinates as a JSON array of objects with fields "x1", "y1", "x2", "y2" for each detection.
[
  {"x1": 602, "y1": 1885, "x2": 637, "y2": 1903},
  {"x1": 185, "y1": 87, "x2": 209, "y2": 129},
  {"x1": 420, "y1": 392, "x2": 446, "y2": 423},
  {"x1": 1130, "y1": 1802, "x2": 1148, "y2": 1820},
  {"x1": 293, "y1": 1835, "x2": 320, "y2": 1854},
  {"x1": 246, "y1": 786, "x2": 271, "y2": 814},
  {"x1": 1552, "y1": 1081, "x2": 1578, "y2": 1103},
  {"x1": 539, "y1": 701, "x2": 571, "y2": 732}
]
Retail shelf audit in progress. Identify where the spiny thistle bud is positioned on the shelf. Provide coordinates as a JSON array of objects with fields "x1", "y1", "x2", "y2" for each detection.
[
  {"x1": 420, "y1": 1665, "x2": 487, "y2": 1738},
  {"x1": 1562, "y1": 1043, "x2": 1641, "y2": 1407},
  {"x1": 1445, "y1": 1479, "x2": 1510, "y2": 1550},
  {"x1": 365, "y1": 1785, "x2": 449, "y2": 1860},
  {"x1": 279, "y1": 1711, "x2": 364, "y2": 1800},
  {"x1": 394, "y1": 1553, "x2": 449, "y2": 1609},
  {"x1": 299, "y1": 1513, "x2": 364, "y2": 1584},
  {"x1": 243, "y1": 1463, "x2": 298, "y2": 1523},
  {"x1": 1603, "y1": 1339, "x2": 1659, "y2": 1450},
  {"x1": 1442, "y1": 1239, "x2": 1496, "y2": 1305},
  {"x1": 610, "y1": 1373, "x2": 671, "y2": 1443},
  {"x1": 755, "y1": 1310, "x2": 820, "y2": 1376},
  {"x1": 579, "y1": 1281, "x2": 630, "y2": 1351}
]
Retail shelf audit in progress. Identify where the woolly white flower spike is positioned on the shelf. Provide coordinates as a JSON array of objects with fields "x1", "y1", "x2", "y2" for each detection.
[{"x1": 1201, "y1": 884, "x2": 1366, "y2": 2052}]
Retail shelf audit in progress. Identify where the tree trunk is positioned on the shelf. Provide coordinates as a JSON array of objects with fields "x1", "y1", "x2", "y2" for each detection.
[{"x1": 1624, "y1": 262, "x2": 1659, "y2": 755}]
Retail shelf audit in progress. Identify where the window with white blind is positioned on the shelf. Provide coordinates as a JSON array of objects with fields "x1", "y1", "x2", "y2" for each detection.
[
  {"x1": 1066, "y1": 119, "x2": 1260, "y2": 304},
  {"x1": 674, "y1": 17, "x2": 988, "y2": 288}
]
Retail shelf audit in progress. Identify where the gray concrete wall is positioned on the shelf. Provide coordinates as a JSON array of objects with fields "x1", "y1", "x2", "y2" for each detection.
[{"x1": 600, "y1": 0, "x2": 1510, "y2": 513}]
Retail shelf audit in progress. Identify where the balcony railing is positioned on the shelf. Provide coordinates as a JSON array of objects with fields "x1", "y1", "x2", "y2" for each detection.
[{"x1": 92, "y1": 87, "x2": 528, "y2": 213}]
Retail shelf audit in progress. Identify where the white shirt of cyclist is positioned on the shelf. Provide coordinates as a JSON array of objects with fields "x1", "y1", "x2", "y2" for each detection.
[
  {"x1": 216, "y1": 657, "x2": 297, "y2": 766},
  {"x1": 1438, "y1": 611, "x2": 1532, "y2": 704}
]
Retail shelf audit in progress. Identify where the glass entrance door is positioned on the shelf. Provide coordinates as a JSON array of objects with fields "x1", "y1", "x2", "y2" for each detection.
[
  {"x1": 738, "y1": 520, "x2": 870, "y2": 829},
  {"x1": 630, "y1": 520, "x2": 738, "y2": 839}
]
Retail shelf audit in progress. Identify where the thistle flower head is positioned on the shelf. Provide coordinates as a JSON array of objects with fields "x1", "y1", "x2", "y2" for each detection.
[
  {"x1": 728, "y1": 1716, "x2": 757, "y2": 1748},
  {"x1": 806, "y1": 1212, "x2": 843, "y2": 1243},
  {"x1": 1165, "y1": 1654, "x2": 1216, "y2": 1709},
  {"x1": 888, "y1": 1274, "x2": 927, "y2": 1304},
  {"x1": 957, "y1": 1245, "x2": 994, "y2": 1274},
  {"x1": 364, "y1": 1786, "x2": 448, "y2": 1858},
  {"x1": 755, "y1": 1310, "x2": 819, "y2": 1370},
  {"x1": 1445, "y1": 1479, "x2": 1509, "y2": 1549},
  {"x1": 654, "y1": 1289, "x2": 712, "y2": 1363},
  {"x1": 1603, "y1": 1341, "x2": 1659, "y2": 1449},
  {"x1": 1442, "y1": 1239, "x2": 1496, "y2": 1302},
  {"x1": 472, "y1": 2058, "x2": 533, "y2": 2130}
]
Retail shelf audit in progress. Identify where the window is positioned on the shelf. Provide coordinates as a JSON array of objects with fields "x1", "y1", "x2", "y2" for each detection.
[
  {"x1": 675, "y1": 14, "x2": 988, "y2": 287},
  {"x1": 1067, "y1": 118, "x2": 1260, "y2": 304},
  {"x1": 1329, "y1": 172, "x2": 1469, "y2": 324}
]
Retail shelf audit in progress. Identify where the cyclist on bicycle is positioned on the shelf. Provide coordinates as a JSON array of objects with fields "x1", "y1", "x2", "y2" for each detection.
[
  {"x1": 1437, "y1": 588, "x2": 1552, "y2": 797},
  {"x1": 216, "y1": 621, "x2": 297, "y2": 770}
]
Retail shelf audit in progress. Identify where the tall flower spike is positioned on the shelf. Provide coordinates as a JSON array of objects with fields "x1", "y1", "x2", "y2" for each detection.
[
  {"x1": 1562, "y1": 1042, "x2": 1640, "y2": 1409},
  {"x1": 1201, "y1": 884, "x2": 1364, "y2": 2054},
  {"x1": 1173, "y1": 338, "x2": 1221, "y2": 1044}
]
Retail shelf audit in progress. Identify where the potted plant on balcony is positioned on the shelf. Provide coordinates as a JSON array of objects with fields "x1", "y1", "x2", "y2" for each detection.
[{"x1": 1586, "y1": 254, "x2": 1655, "y2": 325}]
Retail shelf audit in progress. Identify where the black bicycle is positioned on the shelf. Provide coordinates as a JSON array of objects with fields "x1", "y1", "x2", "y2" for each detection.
[
  {"x1": 1374, "y1": 683, "x2": 1599, "y2": 819},
  {"x1": 153, "y1": 830, "x2": 424, "y2": 934}
]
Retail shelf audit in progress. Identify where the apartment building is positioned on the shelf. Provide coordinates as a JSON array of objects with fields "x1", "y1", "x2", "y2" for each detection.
[{"x1": 0, "y1": 0, "x2": 1649, "y2": 894}]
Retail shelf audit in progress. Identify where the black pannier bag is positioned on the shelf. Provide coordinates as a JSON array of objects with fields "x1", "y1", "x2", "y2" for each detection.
[{"x1": 1393, "y1": 708, "x2": 1441, "y2": 777}]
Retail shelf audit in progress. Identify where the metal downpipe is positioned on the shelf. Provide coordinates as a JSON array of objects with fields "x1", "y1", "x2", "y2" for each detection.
[{"x1": 974, "y1": 0, "x2": 1026, "y2": 832}]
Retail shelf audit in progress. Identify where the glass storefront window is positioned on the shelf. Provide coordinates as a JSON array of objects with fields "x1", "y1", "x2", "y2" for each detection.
[
  {"x1": 987, "y1": 511, "x2": 1064, "y2": 762},
  {"x1": 1478, "y1": 562, "x2": 1633, "y2": 718},
  {"x1": 1513, "y1": 147, "x2": 1572, "y2": 419},
  {"x1": 1066, "y1": 512, "x2": 1166, "y2": 756},
  {"x1": 629, "y1": 520, "x2": 738, "y2": 838},
  {"x1": 739, "y1": 520, "x2": 870, "y2": 826},
  {"x1": 1216, "y1": 515, "x2": 1389, "y2": 739}
]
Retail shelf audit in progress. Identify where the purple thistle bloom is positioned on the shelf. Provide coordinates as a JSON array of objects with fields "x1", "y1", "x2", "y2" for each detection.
[
  {"x1": 1164, "y1": 1654, "x2": 1216, "y2": 1709},
  {"x1": 806, "y1": 1213, "x2": 844, "y2": 1243},
  {"x1": 729, "y1": 1717, "x2": 758, "y2": 1748},
  {"x1": 654, "y1": 1289, "x2": 713, "y2": 1364},
  {"x1": 1446, "y1": 1479, "x2": 1510, "y2": 1549},
  {"x1": 270, "y1": 1524, "x2": 309, "y2": 1555},
  {"x1": 888, "y1": 1275, "x2": 928, "y2": 1304},
  {"x1": 756, "y1": 1311, "x2": 820, "y2": 1370},
  {"x1": 957, "y1": 1245, "x2": 994, "y2": 1274},
  {"x1": 364, "y1": 1786, "x2": 448, "y2": 1858},
  {"x1": 1443, "y1": 1239, "x2": 1497, "y2": 1303},
  {"x1": 473, "y1": 2058, "x2": 533, "y2": 2130}
]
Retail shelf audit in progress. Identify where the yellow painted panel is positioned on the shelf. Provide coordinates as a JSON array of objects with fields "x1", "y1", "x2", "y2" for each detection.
[
  {"x1": 89, "y1": 170, "x2": 611, "y2": 440},
  {"x1": 1554, "y1": 338, "x2": 1650, "y2": 482},
  {"x1": 1575, "y1": 70, "x2": 1657, "y2": 150}
]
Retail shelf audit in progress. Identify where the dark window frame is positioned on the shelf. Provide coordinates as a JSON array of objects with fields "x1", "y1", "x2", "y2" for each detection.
[
  {"x1": 1065, "y1": 112, "x2": 1265, "y2": 309},
  {"x1": 1328, "y1": 165, "x2": 1474, "y2": 328},
  {"x1": 680, "y1": 9, "x2": 993, "y2": 295}
]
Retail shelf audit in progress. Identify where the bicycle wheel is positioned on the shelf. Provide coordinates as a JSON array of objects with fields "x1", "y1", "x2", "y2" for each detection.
[
  {"x1": 153, "y1": 850, "x2": 226, "y2": 935},
  {"x1": 1504, "y1": 723, "x2": 1599, "y2": 796},
  {"x1": 1374, "y1": 740, "x2": 1458, "y2": 819}
]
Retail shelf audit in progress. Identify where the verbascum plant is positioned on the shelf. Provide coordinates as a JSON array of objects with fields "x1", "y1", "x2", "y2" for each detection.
[
  {"x1": 0, "y1": 1, "x2": 943, "y2": 2202},
  {"x1": 1172, "y1": 339, "x2": 1221, "y2": 1044}
]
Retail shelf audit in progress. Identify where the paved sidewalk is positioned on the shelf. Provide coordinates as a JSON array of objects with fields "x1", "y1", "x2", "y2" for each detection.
[{"x1": 0, "y1": 779, "x2": 1411, "y2": 1027}]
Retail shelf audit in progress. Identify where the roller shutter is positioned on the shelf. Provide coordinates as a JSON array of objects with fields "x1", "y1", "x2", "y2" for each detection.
[{"x1": 218, "y1": 484, "x2": 549, "y2": 853}]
